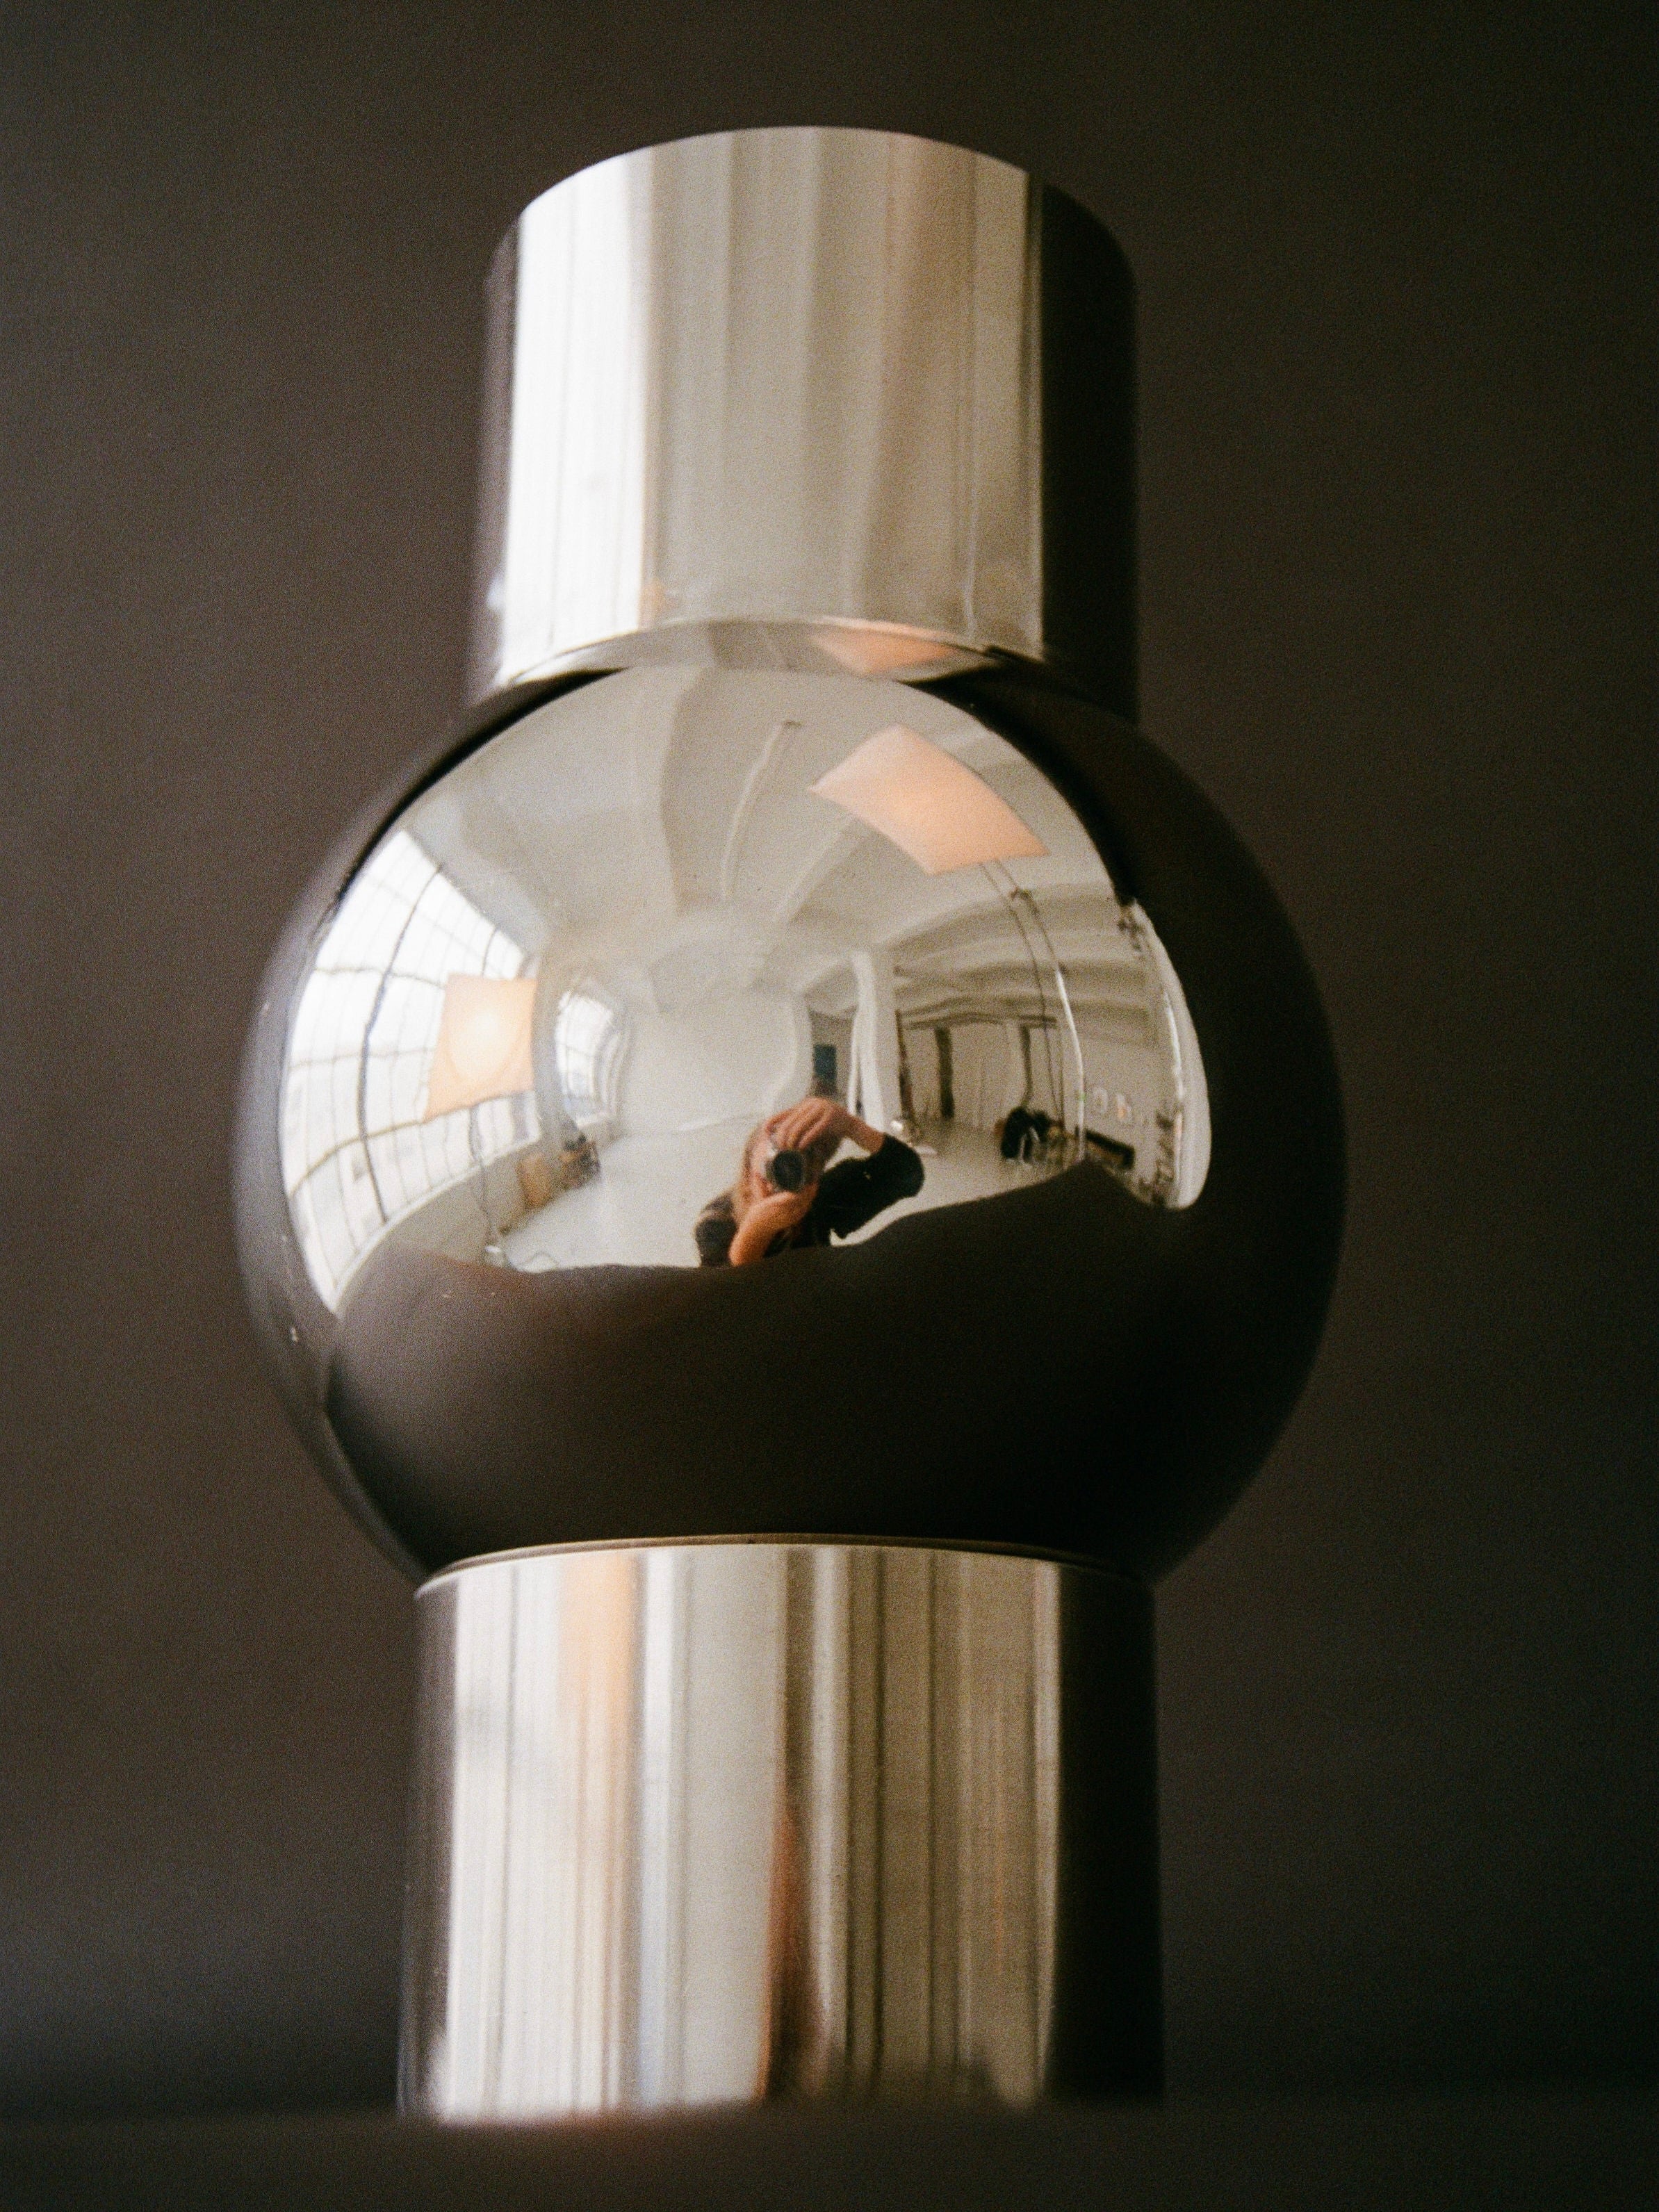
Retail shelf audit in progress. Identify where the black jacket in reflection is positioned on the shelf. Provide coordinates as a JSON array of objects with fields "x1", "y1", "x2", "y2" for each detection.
[{"x1": 694, "y1": 1136, "x2": 925, "y2": 1265}]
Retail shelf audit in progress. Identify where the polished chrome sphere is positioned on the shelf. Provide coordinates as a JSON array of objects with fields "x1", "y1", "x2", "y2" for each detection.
[
  {"x1": 236, "y1": 653, "x2": 1341, "y2": 1580},
  {"x1": 234, "y1": 129, "x2": 1343, "y2": 1584},
  {"x1": 235, "y1": 129, "x2": 1345, "y2": 2121}
]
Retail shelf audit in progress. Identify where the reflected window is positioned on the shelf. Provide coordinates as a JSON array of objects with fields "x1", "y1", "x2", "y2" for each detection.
[
  {"x1": 276, "y1": 670, "x2": 1212, "y2": 1308},
  {"x1": 281, "y1": 830, "x2": 538, "y2": 1308},
  {"x1": 553, "y1": 986, "x2": 622, "y2": 1129}
]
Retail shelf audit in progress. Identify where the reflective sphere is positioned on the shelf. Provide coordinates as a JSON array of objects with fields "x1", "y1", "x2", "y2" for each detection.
[{"x1": 236, "y1": 657, "x2": 1343, "y2": 1579}]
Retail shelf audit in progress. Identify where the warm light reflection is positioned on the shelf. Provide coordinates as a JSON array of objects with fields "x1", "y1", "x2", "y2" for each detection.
[
  {"x1": 814, "y1": 628, "x2": 961, "y2": 677},
  {"x1": 810, "y1": 724, "x2": 1049, "y2": 874},
  {"x1": 425, "y1": 976, "x2": 538, "y2": 1119}
]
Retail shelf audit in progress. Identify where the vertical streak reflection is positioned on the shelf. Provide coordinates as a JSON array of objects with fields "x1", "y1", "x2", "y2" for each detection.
[{"x1": 414, "y1": 1546, "x2": 1092, "y2": 2117}]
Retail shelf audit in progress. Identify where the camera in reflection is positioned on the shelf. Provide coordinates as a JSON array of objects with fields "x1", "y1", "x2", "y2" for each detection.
[{"x1": 760, "y1": 1131, "x2": 838, "y2": 1195}]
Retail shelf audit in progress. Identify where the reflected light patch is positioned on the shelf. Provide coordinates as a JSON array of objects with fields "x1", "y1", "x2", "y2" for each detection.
[
  {"x1": 425, "y1": 975, "x2": 537, "y2": 1118},
  {"x1": 815, "y1": 628, "x2": 963, "y2": 677},
  {"x1": 810, "y1": 725, "x2": 1049, "y2": 875}
]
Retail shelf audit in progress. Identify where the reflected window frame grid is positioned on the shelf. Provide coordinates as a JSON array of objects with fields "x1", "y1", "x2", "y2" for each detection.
[
  {"x1": 275, "y1": 670, "x2": 1211, "y2": 1310},
  {"x1": 281, "y1": 827, "x2": 541, "y2": 1309}
]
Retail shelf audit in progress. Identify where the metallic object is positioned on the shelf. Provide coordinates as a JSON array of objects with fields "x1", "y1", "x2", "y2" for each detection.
[
  {"x1": 402, "y1": 1542, "x2": 1159, "y2": 2116},
  {"x1": 232, "y1": 130, "x2": 1341, "y2": 1591},
  {"x1": 470, "y1": 128, "x2": 1134, "y2": 715},
  {"x1": 233, "y1": 129, "x2": 1344, "y2": 2122},
  {"x1": 273, "y1": 666, "x2": 1204, "y2": 1321}
]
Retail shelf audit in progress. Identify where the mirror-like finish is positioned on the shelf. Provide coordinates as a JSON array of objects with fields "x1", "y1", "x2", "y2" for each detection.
[
  {"x1": 231, "y1": 125, "x2": 1345, "y2": 2130},
  {"x1": 233, "y1": 130, "x2": 1343, "y2": 1589},
  {"x1": 401, "y1": 1542, "x2": 1159, "y2": 2116},
  {"x1": 276, "y1": 670, "x2": 1207, "y2": 1319},
  {"x1": 471, "y1": 129, "x2": 1134, "y2": 711}
]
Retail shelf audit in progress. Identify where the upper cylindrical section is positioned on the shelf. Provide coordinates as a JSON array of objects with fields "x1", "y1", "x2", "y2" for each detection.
[{"x1": 471, "y1": 128, "x2": 1135, "y2": 716}]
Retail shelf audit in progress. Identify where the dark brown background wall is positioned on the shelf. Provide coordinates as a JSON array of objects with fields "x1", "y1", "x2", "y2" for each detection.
[{"x1": 0, "y1": 1, "x2": 1651, "y2": 2117}]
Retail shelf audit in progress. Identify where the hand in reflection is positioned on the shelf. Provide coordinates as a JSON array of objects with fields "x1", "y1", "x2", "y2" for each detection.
[
  {"x1": 762, "y1": 1099, "x2": 885, "y2": 1160},
  {"x1": 728, "y1": 1184, "x2": 816, "y2": 1265},
  {"x1": 701, "y1": 1095, "x2": 911, "y2": 1268}
]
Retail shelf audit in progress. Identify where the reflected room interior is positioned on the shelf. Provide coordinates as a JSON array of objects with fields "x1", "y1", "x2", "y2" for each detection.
[{"x1": 280, "y1": 669, "x2": 1209, "y2": 1318}]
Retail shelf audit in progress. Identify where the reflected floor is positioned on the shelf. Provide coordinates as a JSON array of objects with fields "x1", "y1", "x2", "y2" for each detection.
[{"x1": 502, "y1": 1120, "x2": 1048, "y2": 1273}]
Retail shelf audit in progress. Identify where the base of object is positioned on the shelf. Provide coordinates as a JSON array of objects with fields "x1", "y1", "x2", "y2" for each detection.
[{"x1": 399, "y1": 1541, "x2": 1160, "y2": 2117}]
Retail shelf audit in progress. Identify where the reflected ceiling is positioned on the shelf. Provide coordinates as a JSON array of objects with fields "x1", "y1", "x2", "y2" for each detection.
[{"x1": 280, "y1": 671, "x2": 1208, "y2": 1312}]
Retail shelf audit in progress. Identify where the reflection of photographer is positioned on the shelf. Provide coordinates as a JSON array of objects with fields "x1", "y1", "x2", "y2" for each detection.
[{"x1": 695, "y1": 1099, "x2": 924, "y2": 1267}]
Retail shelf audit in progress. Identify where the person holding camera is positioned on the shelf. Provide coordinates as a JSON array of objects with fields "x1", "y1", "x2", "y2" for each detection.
[{"x1": 694, "y1": 1097, "x2": 924, "y2": 1267}]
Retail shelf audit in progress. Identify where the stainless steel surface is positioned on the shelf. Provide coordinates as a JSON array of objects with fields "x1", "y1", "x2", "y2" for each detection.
[
  {"x1": 274, "y1": 668, "x2": 1207, "y2": 1318},
  {"x1": 470, "y1": 129, "x2": 1134, "y2": 710},
  {"x1": 232, "y1": 126, "x2": 1343, "y2": 1589},
  {"x1": 400, "y1": 1541, "x2": 1159, "y2": 2117},
  {"x1": 222, "y1": 130, "x2": 1342, "y2": 2127}
]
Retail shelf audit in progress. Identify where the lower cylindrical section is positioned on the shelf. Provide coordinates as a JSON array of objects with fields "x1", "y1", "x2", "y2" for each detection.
[{"x1": 400, "y1": 1541, "x2": 1160, "y2": 2117}]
